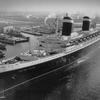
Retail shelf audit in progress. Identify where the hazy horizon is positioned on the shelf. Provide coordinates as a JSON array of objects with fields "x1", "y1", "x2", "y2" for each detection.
[{"x1": 0, "y1": 0, "x2": 100, "y2": 16}]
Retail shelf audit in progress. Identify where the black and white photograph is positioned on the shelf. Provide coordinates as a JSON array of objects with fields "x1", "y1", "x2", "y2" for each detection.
[{"x1": 0, "y1": 0, "x2": 100, "y2": 100}]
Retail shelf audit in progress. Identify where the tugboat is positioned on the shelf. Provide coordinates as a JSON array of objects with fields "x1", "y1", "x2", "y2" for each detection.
[{"x1": 0, "y1": 15, "x2": 100, "y2": 98}]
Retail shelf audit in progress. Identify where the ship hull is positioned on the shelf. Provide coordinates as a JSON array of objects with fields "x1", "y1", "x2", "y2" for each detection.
[{"x1": 0, "y1": 38, "x2": 100, "y2": 97}]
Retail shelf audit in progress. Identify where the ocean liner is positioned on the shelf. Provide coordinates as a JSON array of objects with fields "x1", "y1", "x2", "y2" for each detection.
[{"x1": 0, "y1": 15, "x2": 100, "y2": 98}]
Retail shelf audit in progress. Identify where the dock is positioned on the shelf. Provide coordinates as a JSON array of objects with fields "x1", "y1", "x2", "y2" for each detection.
[{"x1": 0, "y1": 34, "x2": 29, "y2": 45}]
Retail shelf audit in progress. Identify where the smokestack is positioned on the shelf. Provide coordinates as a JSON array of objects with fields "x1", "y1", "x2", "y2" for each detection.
[
  {"x1": 62, "y1": 16, "x2": 73, "y2": 36},
  {"x1": 82, "y1": 16, "x2": 91, "y2": 31}
]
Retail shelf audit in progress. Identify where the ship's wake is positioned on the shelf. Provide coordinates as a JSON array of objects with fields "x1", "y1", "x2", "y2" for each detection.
[{"x1": 45, "y1": 44, "x2": 100, "y2": 100}]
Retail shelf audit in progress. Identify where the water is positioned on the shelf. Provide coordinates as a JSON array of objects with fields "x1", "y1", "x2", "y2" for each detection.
[
  {"x1": 45, "y1": 48, "x2": 100, "y2": 100},
  {"x1": 3, "y1": 33, "x2": 100, "y2": 100},
  {"x1": 4, "y1": 33, "x2": 40, "y2": 59}
]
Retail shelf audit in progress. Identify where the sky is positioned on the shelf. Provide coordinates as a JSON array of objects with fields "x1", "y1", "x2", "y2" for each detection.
[{"x1": 0, "y1": 0, "x2": 100, "y2": 15}]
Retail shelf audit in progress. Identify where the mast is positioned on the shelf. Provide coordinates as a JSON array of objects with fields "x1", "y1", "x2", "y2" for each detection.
[
  {"x1": 55, "y1": 17, "x2": 58, "y2": 34},
  {"x1": 28, "y1": 40, "x2": 31, "y2": 54}
]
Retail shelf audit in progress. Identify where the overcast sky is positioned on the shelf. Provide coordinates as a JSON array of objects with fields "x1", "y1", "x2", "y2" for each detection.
[{"x1": 0, "y1": 0, "x2": 100, "y2": 15}]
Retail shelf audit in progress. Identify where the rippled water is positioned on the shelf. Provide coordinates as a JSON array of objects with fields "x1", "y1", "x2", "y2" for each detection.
[
  {"x1": 45, "y1": 47, "x2": 100, "y2": 100},
  {"x1": 3, "y1": 33, "x2": 100, "y2": 100}
]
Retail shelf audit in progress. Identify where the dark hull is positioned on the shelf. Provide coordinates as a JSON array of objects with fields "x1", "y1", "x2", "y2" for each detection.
[{"x1": 0, "y1": 38, "x2": 100, "y2": 97}]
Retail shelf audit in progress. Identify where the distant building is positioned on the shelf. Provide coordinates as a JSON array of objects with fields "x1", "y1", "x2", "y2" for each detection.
[{"x1": 3, "y1": 26, "x2": 15, "y2": 33}]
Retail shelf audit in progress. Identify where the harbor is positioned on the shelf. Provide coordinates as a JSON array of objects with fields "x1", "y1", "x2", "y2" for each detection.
[
  {"x1": 3, "y1": 32, "x2": 38, "y2": 59},
  {"x1": 0, "y1": 13, "x2": 100, "y2": 100},
  {"x1": 0, "y1": 1, "x2": 100, "y2": 98}
]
